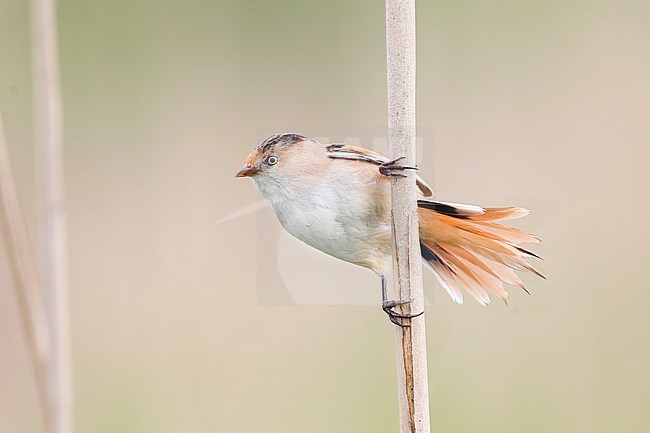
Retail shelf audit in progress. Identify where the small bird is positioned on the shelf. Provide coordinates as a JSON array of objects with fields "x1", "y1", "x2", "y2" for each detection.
[{"x1": 236, "y1": 133, "x2": 543, "y2": 326}]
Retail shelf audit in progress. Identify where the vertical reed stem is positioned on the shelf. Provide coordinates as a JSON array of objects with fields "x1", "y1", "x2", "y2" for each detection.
[
  {"x1": 31, "y1": 0, "x2": 72, "y2": 431},
  {"x1": 385, "y1": 0, "x2": 431, "y2": 432}
]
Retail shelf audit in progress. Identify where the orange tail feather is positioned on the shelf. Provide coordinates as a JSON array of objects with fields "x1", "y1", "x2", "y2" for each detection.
[{"x1": 418, "y1": 200, "x2": 543, "y2": 305}]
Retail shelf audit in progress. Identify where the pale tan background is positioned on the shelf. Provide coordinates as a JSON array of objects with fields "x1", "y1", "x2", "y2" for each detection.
[{"x1": 1, "y1": 0, "x2": 649, "y2": 432}]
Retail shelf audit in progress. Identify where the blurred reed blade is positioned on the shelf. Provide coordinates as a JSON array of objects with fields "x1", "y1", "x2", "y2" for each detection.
[
  {"x1": 0, "y1": 110, "x2": 52, "y2": 428},
  {"x1": 216, "y1": 199, "x2": 270, "y2": 224},
  {"x1": 31, "y1": 0, "x2": 72, "y2": 431}
]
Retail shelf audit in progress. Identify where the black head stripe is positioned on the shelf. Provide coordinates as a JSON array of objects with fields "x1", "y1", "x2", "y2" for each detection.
[{"x1": 257, "y1": 133, "x2": 307, "y2": 154}]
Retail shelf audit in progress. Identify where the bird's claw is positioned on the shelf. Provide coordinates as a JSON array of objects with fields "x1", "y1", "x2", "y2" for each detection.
[
  {"x1": 379, "y1": 157, "x2": 418, "y2": 177},
  {"x1": 326, "y1": 143, "x2": 345, "y2": 151},
  {"x1": 382, "y1": 298, "x2": 424, "y2": 327}
]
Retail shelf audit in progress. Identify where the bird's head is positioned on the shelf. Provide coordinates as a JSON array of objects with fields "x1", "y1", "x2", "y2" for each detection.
[
  {"x1": 235, "y1": 132, "x2": 320, "y2": 180},
  {"x1": 236, "y1": 133, "x2": 327, "y2": 200}
]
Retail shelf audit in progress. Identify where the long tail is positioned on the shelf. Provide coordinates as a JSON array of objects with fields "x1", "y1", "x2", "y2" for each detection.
[{"x1": 418, "y1": 200, "x2": 543, "y2": 305}]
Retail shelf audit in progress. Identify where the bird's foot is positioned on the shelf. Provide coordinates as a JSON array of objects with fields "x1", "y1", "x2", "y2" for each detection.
[
  {"x1": 326, "y1": 143, "x2": 344, "y2": 151},
  {"x1": 379, "y1": 157, "x2": 418, "y2": 178},
  {"x1": 382, "y1": 299, "x2": 424, "y2": 327}
]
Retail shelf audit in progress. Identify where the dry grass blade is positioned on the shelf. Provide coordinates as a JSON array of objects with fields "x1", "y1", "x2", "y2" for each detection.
[{"x1": 0, "y1": 110, "x2": 52, "y2": 426}]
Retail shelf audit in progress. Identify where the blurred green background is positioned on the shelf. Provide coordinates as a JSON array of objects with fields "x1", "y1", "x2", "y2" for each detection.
[{"x1": 1, "y1": 0, "x2": 649, "y2": 432}]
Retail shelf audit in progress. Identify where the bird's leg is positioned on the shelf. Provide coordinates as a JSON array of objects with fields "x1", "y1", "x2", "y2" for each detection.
[
  {"x1": 378, "y1": 157, "x2": 418, "y2": 178},
  {"x1": 381, "y1": 275, "x2": 424, "y2": 327}
]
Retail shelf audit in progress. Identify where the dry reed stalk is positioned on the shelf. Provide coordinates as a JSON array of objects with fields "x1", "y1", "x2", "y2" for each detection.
[
  {"x1": 385, "y1": 0, "x2": 432, "y2": 432},
  {"x1": 31, "y1": 0, "x2": 72, "y2": 431}
]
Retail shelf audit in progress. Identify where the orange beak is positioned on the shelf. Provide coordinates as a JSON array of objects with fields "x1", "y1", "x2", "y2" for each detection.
[{"x1": 235, "y1": 164, "x2": 259, "y2": 178}]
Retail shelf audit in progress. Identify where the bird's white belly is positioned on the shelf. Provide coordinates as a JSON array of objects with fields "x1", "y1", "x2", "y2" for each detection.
[
  {"x1": 254, "y1": 173, "x2": 391, "y2": 274},
  {"x1": 274, "y1": 198, "x2": 369, "y2": 265}
]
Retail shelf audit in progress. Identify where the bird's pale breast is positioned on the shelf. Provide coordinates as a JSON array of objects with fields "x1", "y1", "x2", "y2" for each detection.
[{"x1": 255, "y1": 170, "x2": 392, "y2": 274}]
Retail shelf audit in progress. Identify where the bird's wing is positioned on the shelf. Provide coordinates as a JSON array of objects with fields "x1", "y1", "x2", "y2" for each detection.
[{"x1": 326, "y1": 144, "x2": 433, "y2": 197}]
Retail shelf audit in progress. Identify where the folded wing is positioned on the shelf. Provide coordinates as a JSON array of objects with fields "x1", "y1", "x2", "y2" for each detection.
[{"x1": 326, "y1": 144, "x2": 433, "y2": 197}]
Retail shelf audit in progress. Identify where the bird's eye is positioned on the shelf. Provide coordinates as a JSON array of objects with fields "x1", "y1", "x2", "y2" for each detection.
[{"x1": 267, "y1": 155, "x2": 279, "y2": 165}]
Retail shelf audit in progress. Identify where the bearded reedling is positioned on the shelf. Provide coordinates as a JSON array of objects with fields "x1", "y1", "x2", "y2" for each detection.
[{"x1": 236, "y1": 133, "x2": 543, "y2": 326}]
